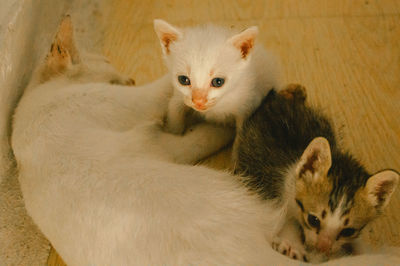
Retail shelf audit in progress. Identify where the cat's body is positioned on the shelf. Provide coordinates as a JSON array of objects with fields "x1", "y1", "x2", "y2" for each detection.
[
  {"x1": 11, "y1": 17, "x2": 400, "y2": 265},
  {"x1": 236, "y1": 86, "x2": 336, "y2": 202},
  {"x1": 154, "y1": 20, "x2": 281, "y2": 137},
  {"x1": 235, "y1": 85, "x2": 399, "y2": 262},
  {"x1": 11, "y1": 16, "x2": 290, "y2": 266}
]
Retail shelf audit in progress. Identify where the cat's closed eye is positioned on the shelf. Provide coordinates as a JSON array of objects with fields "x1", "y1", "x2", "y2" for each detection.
[
  {"x1": 211, "y1": 77, "x2": 225, "y2": 88},
  {"x1": 338, "y1": 228, "x2": 356, "y2": 238},
  {"x1": 178, "y1": 75, "x2": 191, "y2": 86}
]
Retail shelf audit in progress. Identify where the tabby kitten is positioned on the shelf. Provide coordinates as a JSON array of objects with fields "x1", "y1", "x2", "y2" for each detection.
[{"x1": 235, "y1": 84, "x2": 399, "y2": 262}]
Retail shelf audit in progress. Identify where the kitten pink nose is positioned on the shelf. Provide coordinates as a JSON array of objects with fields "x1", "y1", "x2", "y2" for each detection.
[
  {"x1": 192, "y1": 99, "x2": 207, "y2": 110},
  {"x1": 317, "y1": 237, "x2": 332, "y2": 254},
  {"x1": 192, "y1": 90, "x2": 208, "y2": 110},
  {"x1": 192, "y1": 97, "x2": 207, "y2": 105}
]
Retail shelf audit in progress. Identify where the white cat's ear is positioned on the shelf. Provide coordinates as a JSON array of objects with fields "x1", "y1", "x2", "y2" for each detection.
[
  {"x1": 228, "y1": 26, "x2": 258, "y2": 59},
  {"x1": 45, "y1": 15, "x2": 80, "y2": 71},
  {"x1": 295, "y1": 137, "x2": 332, "y2": 182},
  {"x1": 153, "y1": 19, "x2": 182, "y2": 55},
  {"x1": 364, "y1": 170, "x2": 399, "y2": 209}
]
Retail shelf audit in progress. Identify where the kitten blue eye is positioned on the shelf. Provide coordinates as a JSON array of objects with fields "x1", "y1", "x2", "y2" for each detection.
[
  {"x1": 211, "y1": 77, "x2": 225, "y2": 88},
  {"x1": 307, "y1": 214, "x2": 320, "y2": 228},
  {"x1": 178, "y1": 75, "x2": 191, "y2": 86},
  {"x1": 339, "y1": 228, "x2": 356, "y2": 238}
]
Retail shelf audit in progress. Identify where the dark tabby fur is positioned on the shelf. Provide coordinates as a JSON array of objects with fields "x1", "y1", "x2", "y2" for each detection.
[
  {"x1": 235, "y1": 87, "x2": 369, "y2": 208},
  {"x1": 235, "y1": 84, "x2": 398, "y2": 262}
]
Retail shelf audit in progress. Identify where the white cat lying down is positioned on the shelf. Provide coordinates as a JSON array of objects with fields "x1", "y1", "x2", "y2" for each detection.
[{"x1": 12, "y1": 17, "x2": 400, "y2": 265}]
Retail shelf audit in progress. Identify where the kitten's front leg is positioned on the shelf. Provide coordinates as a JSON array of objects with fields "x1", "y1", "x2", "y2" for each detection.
[
  {"x1": 272, "y1": 218, "x2": 309, "y2": 262},
  {"x1": 165, "y1": 91, "x2": 187, "y2": 135},
  {"x1": 157, "y1": 123, "x2": 235, "y2": 164}
]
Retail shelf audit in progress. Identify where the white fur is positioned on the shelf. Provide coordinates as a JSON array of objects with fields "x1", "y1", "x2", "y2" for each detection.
[
  {"x1": 12, "y1": 49, "x2": 287, "y2": 265},
  {"x1": 154, "y1": 20, "x2": 282, "y2": 135},
  {"x1": 11, "y1": 23, "x2": 400, "y2": 266}
]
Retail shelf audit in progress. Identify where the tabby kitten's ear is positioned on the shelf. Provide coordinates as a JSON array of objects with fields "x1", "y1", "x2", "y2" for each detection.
[
  {"x1": 364, "y1": 170, "x2": 399, "y2": 210},
  {"x1": 45, "y1": 15, "x2": 80, "y2": 73},
  {"x1": 153, "y1": 19, "x2": 182, "y2": 55},
  {"x1": 228, "y1": 26, "x2": 258, "y2": 59},
  {"x1": 295, "y1": 137, "x2": 332, "y2": 182}
]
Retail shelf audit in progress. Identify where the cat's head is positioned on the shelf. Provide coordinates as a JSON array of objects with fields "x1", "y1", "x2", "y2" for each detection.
[
  {"x1": 293, "y1": 137, "x2": 399, "y2": 257},
  {"x1": 154, "y1": 19, "x2": 258, "y2": 112},
  {"x1": 32, "y1": 16, "x2": 134, "y2": 87}
]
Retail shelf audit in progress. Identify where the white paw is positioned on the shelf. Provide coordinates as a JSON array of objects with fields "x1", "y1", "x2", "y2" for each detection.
[{"x1": 272, "y1": 237, "x2": 308, "y2": 262}]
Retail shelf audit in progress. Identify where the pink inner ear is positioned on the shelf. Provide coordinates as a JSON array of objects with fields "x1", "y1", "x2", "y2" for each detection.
[
  {"x1": 238, "y1": 39, "x2": 254, "y2": 59},
  {"x1": 374, "y1": 179, "x2": 394, "y2": 204},
  {"x1": 162, "y1": 33, "x2": 177, "y2": 54},
  {"x1": 299, "y1": 150, "x2": 319, "y2": 177}
]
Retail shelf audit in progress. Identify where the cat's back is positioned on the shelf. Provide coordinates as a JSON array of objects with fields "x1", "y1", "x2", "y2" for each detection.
[
  {"x1": 236, "y1": 89, "x2": 337, "y2": 199},
  {"x1": 13, "y1": 82, "x2": 125, "y2": 153},
  {"x1": 242, "y1": 89, "x2": 336, "y2": 158},
  {"x1": 13, "y1": 76, "x2": 171, "y2": 156}
]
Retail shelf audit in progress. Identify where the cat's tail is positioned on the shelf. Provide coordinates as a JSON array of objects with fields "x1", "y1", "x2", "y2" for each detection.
[
  {"x1": 277, "y1": 83, "x2": 307, "y2": 103},
  {"x1": 261, "y1": 83, "x2": 308, "y2": 114}
]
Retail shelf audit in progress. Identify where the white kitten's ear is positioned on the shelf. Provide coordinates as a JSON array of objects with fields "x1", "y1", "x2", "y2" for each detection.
[
  {"x1": 228, "y1": 26, "x2": 258, "y2": 59},
  {"x1": 295, "y1": 137, "x2": 332, "y2": 182},
  {"x1": 364, "y1": 170, "x2": 399, "y2": 210},
  {"x1": 153, "y1": 19, "x2": 182, "y2": 55},
  {"x1": 45, "y1": 15, "x2": 80, "y2": 71}
]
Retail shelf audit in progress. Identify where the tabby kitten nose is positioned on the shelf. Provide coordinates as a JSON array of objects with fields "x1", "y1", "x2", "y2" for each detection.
[{"x1": 317, "y1": 237, "x2": 332, "y2": 254}]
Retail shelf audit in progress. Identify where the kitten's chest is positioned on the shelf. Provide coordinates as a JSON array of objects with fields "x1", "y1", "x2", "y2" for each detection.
[
  {"x1": 200, "y1": 109, "x2": 236, "y2": 126},
  {"x1": 199, "y1": 89, "x2": 256, "y2": 125}
]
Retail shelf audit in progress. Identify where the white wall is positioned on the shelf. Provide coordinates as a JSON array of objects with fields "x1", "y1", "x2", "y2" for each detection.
[
  {"x1": 0, "y1": 0, "x2": 107, "y2": 263},
  {"x1": 0, "y1": 0, "x2": 69, "y2": 182}
]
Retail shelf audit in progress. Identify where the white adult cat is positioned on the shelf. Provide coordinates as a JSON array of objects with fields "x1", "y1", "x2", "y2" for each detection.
[
  {"x1": 154, "y1": 19, "x2": 281, "y2": 137},
  {"x1": 12, "y1": 17, "x2": 400, "y2": 265}
]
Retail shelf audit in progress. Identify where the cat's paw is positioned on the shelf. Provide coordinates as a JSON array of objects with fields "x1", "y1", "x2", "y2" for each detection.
[
  {"x1": 110, "y1": 77, "x2": 135, "y2": 86},
  {"x1": 165, "y1": 121, "x2": 185, "y2": 135},
  {"x1": 272, "y1": 237, "x2": 308, "y2": 262},
  {"x1": 279, "y1": 84, "x2": 307, "y2": 103},
  {"x1": 124, "y1": 78, "x2": 135, "y2": 86}
]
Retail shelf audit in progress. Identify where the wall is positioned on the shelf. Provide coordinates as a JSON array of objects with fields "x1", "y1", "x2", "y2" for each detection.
[{"x1": 0, "y1": 0, "x2": 106, "y2": 264}]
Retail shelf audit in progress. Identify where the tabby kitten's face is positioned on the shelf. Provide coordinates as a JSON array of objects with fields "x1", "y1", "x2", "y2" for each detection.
[
  {"x1": 154, "y1": 19, "x2": 258, "y2": 112},
  {"x1": 294, "y1": 137, "x2": 398, "y2": 257}
]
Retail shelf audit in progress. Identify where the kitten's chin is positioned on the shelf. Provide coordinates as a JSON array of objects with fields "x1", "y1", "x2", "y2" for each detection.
[
  {"x1": 183, "y1": 100, "x2": 216, "y2": 112},
  {"x1": 192, "y1": 105, "x2": 209, "y2": 112},
  {"x1": 191, "y1": 102, "x2": 218, "y2": 112}
]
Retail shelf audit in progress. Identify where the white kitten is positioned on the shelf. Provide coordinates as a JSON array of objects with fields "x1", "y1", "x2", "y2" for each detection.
[
  {"x1": 154, "y1": 19, "x2": 281, "y2": 138},
  {"x1": 11, "y1": 17, "x2": 400, "y2": 265}
]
